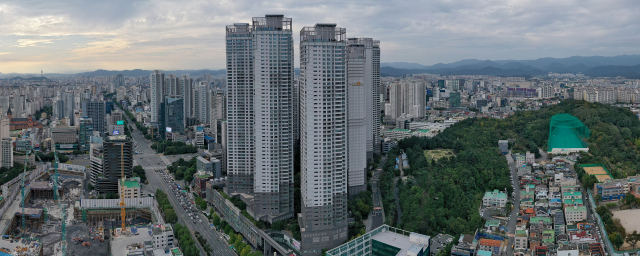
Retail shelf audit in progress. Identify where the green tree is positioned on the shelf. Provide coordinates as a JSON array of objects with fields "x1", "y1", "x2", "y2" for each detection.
[
  {"x1": 164, "y1": 209, "x2": 178, "y2": 224},
  {"x1": 610, "y1": 232, "x2": 625, "y2": 250}
]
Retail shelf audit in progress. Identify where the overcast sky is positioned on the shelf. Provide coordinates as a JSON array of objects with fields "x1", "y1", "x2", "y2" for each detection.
[{"x1": 1, "y1": 0, "x2": 639, "y2": 73}]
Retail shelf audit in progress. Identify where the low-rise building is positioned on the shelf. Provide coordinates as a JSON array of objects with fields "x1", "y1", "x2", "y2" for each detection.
[
  {"x1": 325, "y1": 225, "x2": 430, "y2": 256},
  {"x1": 118, "y1": 178, "x2": 141, "y2": 199},
  {"x1": 151, "y1": 224, "x2": 175, "y2": 250},
  {"x1": 564, "y1": 205, "x2": 587, "y2": 225},
  {"x1": 483, "y1": 189, "x2": 507, "y2": 207},
  {"x1": 478, "y1": 239, "x2": 501, "y2": 255},
  {"x1": 515, "y1": 229, "x2": 528, "y2": 250},
  {"x1": 451, "y1": 234, "x2": 477, "y2": 256}
]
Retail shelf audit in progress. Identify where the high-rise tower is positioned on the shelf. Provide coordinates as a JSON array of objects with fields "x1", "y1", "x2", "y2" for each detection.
[
  {"x1": 225, "y1": 15, "x2": 295, "y2": 223},
  {"x1": 150, "y1": 70, "x2": 165, "y2": 124},
  {"x1": 299, "y1": 23, "x2": 348, "y2": 255}
]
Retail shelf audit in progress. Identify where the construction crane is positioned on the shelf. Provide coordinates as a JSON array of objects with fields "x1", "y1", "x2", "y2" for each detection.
[
  {"x1": 19, "y1": 151, "x2": 30, "y2": 233},
  {"x1": 51, "y1": 143, "x2": 66, "y2": 256},
  {"x1": 119, "y1": 143, "x2": 126, "y2": 234}
]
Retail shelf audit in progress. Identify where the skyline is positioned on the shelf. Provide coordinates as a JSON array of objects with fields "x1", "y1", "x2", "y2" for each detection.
[{"x1": 1, "y1": 0, "x2": 640, "y2": 73}]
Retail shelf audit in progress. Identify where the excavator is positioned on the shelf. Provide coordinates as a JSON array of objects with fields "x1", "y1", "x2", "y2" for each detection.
[{"x1": 82, "y1": 242, "x2": 90, "y2": 247}]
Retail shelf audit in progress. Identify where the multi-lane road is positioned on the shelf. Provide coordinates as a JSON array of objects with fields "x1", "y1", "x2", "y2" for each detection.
[{"x1": 123, "y1": 112, "x2": 235, "y2": 256}]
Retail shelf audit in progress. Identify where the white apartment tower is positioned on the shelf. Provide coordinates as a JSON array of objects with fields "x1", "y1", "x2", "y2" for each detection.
[
  {"x1": 150, "y1": 70, "x2": 165, "y2": 123},
  {"x1": 347, "y1": 37, "x2": 381, "y2": 158},
  {"x1": 299, "y1": 23, "x2": 348, "y2": 255},
  {"x1": 180, "y1": 75, "x2": 193, "y2": 122},
  {"x1": 225, "y1": 15, "x2": 295, "y2": 222},
  {"x1": 194, "y1": 81, "x2": 210, "y2": 124},
  {"x1": 345, "y1": 42, "x2": 367, "y2": 195}
]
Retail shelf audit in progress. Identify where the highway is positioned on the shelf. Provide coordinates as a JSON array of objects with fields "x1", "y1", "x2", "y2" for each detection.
[{"x1": 122, "y1": 111, "x2": 235, "y2": 256}]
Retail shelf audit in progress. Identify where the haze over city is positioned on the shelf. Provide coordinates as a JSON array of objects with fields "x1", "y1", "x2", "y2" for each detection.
[{"x1": 1, "y1": 0, "x2": 640, "y2": 73}]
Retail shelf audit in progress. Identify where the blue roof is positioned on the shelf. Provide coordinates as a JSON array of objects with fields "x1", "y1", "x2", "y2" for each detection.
[
  {"x1": 0, "y1": 252, "x2": 11, "y2": 256},
  {"x1": 204, "y1": 136, "x2": 215, "y2": 141}
]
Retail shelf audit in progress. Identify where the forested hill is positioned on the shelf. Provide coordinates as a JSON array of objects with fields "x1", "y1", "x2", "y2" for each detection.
[{"x1": 383, "y1": 100, "x2": 640, "y2": 236}]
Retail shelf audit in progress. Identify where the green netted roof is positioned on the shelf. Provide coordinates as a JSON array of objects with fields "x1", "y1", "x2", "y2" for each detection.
[{"x1": 548, "y1": 114, "x2": 590, "y2": 151}]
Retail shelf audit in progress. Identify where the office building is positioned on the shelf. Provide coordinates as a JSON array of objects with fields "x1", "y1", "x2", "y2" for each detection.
[
  {"x1": 225, "y1": 14, "x2": 295, "y2": 224},
  {"x1": 150, "y1": 70, "x2": 165, "y2": 124},
  {"x1": 299, "y1": 23, "x2": 348, "y2": 254},
  {"x1": 163, "y1": 95, "x2": 184, "y2": 137},
  {"x1": 82, "y1": 100, "x2": 106, "y2": 135},
  {"x1": 0, "y1": 138, "x2": 13, "y2": 168},
  {"x1": 89, "y1": 135, "x2": 133, "y2": 194},
  {"x1": 78, "y1": 117, "x2": 93, "y2": 152},
  {"x1": 109, "y1": 111, "x2": 124, "y2": 126},
  {"x1": 194, "y1": 81, "x2": 210, "y2": 124},
  {"x1": 51, "y1": 126, "x2": 78, "y2": 153}
]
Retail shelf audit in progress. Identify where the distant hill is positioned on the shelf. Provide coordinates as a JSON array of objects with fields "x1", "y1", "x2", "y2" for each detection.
[
  {"x1": 381, "y1": 54, "x2": 640, "y2": 78},
  {"x1": 6, "y1": 76, "x2": 50, "y2": 81},
  {"x1": 74, "y1": 69, "x2": 226, "y2": 77}
]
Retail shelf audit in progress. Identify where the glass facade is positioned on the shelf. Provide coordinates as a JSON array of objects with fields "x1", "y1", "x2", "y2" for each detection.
[{"x1": 371, "y1": 239, "x2": 401, "y2": 256}]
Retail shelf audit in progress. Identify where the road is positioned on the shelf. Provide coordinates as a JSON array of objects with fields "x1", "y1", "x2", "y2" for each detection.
[
  {"x1": 505, "y1": 151, "x2": 519, "y2": 256},
  {"x1": 122, "y1": 109, "x2": 235, "y2": 256},
  {"x1": 369, "y1": 156, "x2": 387, "y2": 231}
]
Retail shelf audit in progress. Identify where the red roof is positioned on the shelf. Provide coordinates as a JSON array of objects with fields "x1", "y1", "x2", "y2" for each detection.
[{"x1": 479, "y1": 239, "x2": 501, "y2": 247}]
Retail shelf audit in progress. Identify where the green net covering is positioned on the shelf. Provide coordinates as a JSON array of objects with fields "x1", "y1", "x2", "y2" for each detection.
[{"x1": 548, "y1": 113, "x2": 590, "y2": 151}]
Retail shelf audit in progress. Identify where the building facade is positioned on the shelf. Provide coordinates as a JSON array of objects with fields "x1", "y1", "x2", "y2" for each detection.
[
  {"x1": 89, "y1": 135, "x2": 133, "y2": 194},
  {"x1": 0, "y1": 138, "x2": 13, "y2": 168},
  {"x1": 225, "y1": 15, "x2": 295, "y2": 224},
  {"x1": 78, "y1": 117, "x2": 93, "y2": 152},
  {"x1": 150, "y1": 70, "x2": 165, "y2": 124},
  {"x1": 299, "y1": 23, "x2": 349, "y2": 255},
  {"x1": 82, "y1": 101, "x2": 106, "y2": 136}
]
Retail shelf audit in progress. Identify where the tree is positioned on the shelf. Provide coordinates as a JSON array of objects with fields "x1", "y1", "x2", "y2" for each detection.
[
  {"x1": 610, "y1": 232, "x2": 625, "y2": 250},
  {"x1": 626, "y1": 230, "x2": 640, "y2": 249},
  {"x1": 164, "y1": 209, "x2": 178, "y2": 224},
  {"x1": 212, "y1": 213, "x2": 220, "y2": 226}
]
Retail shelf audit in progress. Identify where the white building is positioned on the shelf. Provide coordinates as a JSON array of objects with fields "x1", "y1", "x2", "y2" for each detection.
[
  {"x1": 225, "y1": 15, "x2": 294, "y2": 223},
  {"x1": 346, "y1": 41, "x2": 367, "y2": 195},
  {"x1": 194, "y1": 81, "x2": 210, "y2": 124},
  {"x1": 118, "y1": 178, "x2": 141, "y2": 199},
  {"x1": 299, "y1": 23, "x2": 349, "y2": 254},
  {"x1": 151, "y1": 224, "x2": 175, "y2": 249},
  {"x1": 180, "y1": 75, "x2": 193, "y2": 125}
]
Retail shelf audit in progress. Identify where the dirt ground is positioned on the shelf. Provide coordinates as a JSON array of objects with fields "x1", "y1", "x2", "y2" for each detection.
[
  {"x1": 612, "y1": 209, "x2": 640, "y2": 251},
  {"x1": 423, "y1": 149, "x2": 454, "y2": 160},
  {"x1": 65, "y1": 224, "x2": 110, "y2": 256}
]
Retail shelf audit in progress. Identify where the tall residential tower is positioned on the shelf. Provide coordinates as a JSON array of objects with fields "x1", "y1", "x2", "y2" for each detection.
[
  {"x1": 225, "y1": 15, "x2": 295, "y2": 223},
  {"x1": 299, "y1": 23, "x2": 348, "y2": 255}
]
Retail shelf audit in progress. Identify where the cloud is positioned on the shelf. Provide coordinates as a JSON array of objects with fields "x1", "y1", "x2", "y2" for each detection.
[{"x1": 0, "y1": 0, "x2": 639, "y2": 73}]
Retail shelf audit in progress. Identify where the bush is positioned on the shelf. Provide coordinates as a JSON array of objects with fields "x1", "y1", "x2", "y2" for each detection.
[{"x1": 607, "y1": 203, "x2": 618, "y2": 209}]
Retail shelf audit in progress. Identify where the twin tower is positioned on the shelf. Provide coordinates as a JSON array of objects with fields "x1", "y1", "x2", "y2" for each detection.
[{"x1": 225, "y1": 15, "x2": 380, "y2": 255}]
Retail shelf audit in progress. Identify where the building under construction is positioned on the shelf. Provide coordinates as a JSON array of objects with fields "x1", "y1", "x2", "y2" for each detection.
[
  {"x1": 5, "y1": 208, "x2": 45, "y2": 235},
  {"x1": 73, "y1": 198, "x2": 158, "y2": 228},
  {"x1": 26, "y1": 181, "x2": 65, "y2": 201}
]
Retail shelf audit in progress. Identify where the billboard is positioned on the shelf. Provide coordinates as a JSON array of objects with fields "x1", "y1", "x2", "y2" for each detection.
[
  {"x1": 59, "y1": 144, "x2": 74, "y2": 149},
  {"x1": 117, "y1": 120, "x2": 124, "y2": 125},
  {"x1": 196, "y1": 126, "x2": 204, "y2": 132},
  {"x1": 292, "y1": 240, "x2": 301, "y2": 251},
  {"x1": 113, "y1": 130, "x2": 120, "y2": 135},
  {"x1": 166, "y1": 127, "x2": 172, "y2": 133}
]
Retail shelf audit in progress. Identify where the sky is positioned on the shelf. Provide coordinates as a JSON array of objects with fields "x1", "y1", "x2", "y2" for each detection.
[{"x1": 1, "y1": 0, "x2": 639, "y2": 74}]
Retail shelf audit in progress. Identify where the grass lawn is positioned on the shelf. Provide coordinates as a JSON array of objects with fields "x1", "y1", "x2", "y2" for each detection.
[{"x1": 423, "y1": 149, "x2": 454, "y2": 161}]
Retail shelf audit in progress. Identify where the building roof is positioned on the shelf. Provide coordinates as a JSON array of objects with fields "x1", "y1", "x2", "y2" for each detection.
[
  {"x1": 483, "y1": 189, "x2": 507, "y2": 199},
  {"x1": 479, "y1": 239, "x2": 500, "y2": 247},
  {"x1": 477, "y1": 250, "x2": 492, "y2": 256},
  {"x1": 80, "y1": 197, "x2": 154, "y2": 208},
  {"x1": 565, "y1": 206, "x2": 587, "y2": 212},
  {"x1": 563, "y1": 191, "x2": 582, "y2": 197},
  {"x1": 372, "y1": 231, "x2": 424, "y2": 256},
  {"x1": 392, "y1": 128, "x2": 411, "y2": 132},
  {"x1": 119, "y1": 179, "x2": 140, "y2": 188}
]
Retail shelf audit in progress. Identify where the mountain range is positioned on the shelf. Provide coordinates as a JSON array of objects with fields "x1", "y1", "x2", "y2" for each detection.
[{"x1": 381, "y1": 55, "x2": 640, "y2": 78}]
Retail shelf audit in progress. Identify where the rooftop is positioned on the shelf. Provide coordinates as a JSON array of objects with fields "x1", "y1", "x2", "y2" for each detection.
[
  {"x1": 119, "y1": 179, "x2": 140, "y2": 188},
  {"x1": 373, "y1": 232, "x2": 421, "y2": 256},
  {"x1": 483, "y1": 189, "x2": 507, "y2": 199},
  {"x1": 565, "y1": 206, "x2": 587, "y2": 212}
]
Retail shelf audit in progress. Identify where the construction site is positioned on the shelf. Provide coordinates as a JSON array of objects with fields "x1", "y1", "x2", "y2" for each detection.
[{"x1": 0, "y1": 147, "x2": 161, "y2": 256}]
